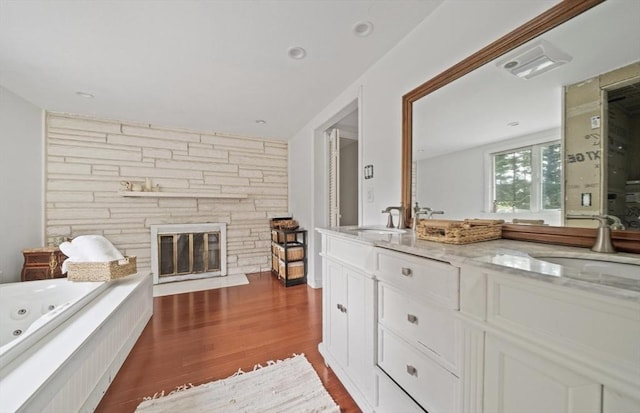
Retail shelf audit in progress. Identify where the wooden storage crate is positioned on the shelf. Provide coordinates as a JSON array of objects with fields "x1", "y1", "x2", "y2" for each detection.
[
  {"x1": 278, "y1": 259, "x2": 305, "y2": 280},
  {"x1": 416, "y1": 219, "x2": 503, "y2": 244},
  {"x1": 272, "y1": 255, "x2": 279, "y2": 272},
  {"x1": 274, "y1": 243, "x2": 304, "y2": 261},
  {"x1": 67, "y1": 256, "x2": 137, "y2": 282}
]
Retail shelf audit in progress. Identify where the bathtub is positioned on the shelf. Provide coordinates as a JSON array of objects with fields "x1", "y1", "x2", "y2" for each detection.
[
  {"x1": 0, "y1": 278, "x2": 108, "y2": 369},
  {"x1": 0, "y1": 273, "x2": 152, "y2": 413}
]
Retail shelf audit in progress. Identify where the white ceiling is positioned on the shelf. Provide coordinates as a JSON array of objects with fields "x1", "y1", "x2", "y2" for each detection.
[
  {"x1": 413, "y1": 0, "x2": 640, "y2": 160},
  {"x1": 0, "y1": 0, "x2": 443, "y2": 140}
]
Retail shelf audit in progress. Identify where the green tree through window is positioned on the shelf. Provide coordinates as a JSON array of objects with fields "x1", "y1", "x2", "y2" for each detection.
[{"x1": 493, "y1": 141, "x2": 561, "y2": 213}]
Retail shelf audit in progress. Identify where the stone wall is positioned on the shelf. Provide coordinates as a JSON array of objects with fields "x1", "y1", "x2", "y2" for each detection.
[{"x1": 45, "y1": 112, "x2": 288, "y2": 276}]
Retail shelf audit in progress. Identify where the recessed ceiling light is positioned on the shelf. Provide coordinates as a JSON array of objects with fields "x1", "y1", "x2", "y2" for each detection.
[
  {"x1": 75, "y1": 91, "x2": 94, "y2": 98},
  {"x1": 287, "y1": 47, "x2": 306, "y2": 60},
  {"x1": 353, "y1": 21, "x2": 374, "y2": 37},
  {"x1": 255, "y1": 119, "x2": 267, "y2": 124}
]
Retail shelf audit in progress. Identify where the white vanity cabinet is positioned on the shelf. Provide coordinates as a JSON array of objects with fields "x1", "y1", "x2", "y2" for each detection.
[
  {"x1": 374, "y1": 247, "x2": 462, "y2": 413},
  {"x1": 484, "y1": 334, "x2": 601, "y2": 413},
  {"x1": 319, "y1": 233, "x2": 377, "y2": 411},
  {"x1": 460, "y1": 264, "x2": 640, "y2": 413}
]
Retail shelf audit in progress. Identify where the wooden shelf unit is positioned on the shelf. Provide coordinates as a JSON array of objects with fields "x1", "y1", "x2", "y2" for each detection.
[{"x1": 270, "y1": 228, "x2": 307, "y2": 287}]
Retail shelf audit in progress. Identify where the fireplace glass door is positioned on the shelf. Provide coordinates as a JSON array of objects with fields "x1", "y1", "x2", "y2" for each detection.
[{"x1": 158, "y1": 232, "x2": 221, "y2": 280}]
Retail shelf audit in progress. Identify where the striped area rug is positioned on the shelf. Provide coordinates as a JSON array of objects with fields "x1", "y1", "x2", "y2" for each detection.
[{"x1": 135, "y1": 354, "x2": 340, "y2": 413}]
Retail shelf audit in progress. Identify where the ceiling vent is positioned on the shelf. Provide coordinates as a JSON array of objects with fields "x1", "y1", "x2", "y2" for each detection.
[{"x1": 496, "y1": 39, "x2": 572, "y2": 80}]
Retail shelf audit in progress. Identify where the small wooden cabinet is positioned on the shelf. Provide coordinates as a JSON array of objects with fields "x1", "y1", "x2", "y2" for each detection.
[
  {"x1": 270, "y1": 228, "x2": 307, "y2": 286},
  {"x1": 21, "y1": 247, "x2": 67, "y2": 281}
]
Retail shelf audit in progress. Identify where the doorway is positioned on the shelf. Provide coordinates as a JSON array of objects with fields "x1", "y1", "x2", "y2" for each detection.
[{"x1": 326, "y1": 108, "x2": 359, "y2": 227}]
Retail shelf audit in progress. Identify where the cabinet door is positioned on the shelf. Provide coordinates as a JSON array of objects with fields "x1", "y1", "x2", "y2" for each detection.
[
  {"x1": 484, "y1": 334, "x2": 601, "y2": 413},
  {"x1": 326, "y1": 259, "x2": 348, "y2": 367}
]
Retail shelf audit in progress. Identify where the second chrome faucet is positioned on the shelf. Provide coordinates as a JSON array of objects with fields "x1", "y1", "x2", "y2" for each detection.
[{"x1": 412, "y1": 202, "x2": 444, "y2": 231}]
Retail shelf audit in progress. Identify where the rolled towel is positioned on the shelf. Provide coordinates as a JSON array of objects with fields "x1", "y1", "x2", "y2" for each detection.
[{"x1": 60, "y1": 235, "x2": 125, "y2": 273}]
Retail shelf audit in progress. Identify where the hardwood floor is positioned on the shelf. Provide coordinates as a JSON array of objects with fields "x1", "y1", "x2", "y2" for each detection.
[{"x1": 96, "y1": 272, "x2": 360, "y2": 412}]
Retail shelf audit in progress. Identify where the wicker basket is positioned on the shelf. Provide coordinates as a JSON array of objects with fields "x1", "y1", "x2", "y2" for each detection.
[
  {"x1": 278, "y1": 259, "x2": 305, "y2": 280},
  {"x1": 67, "y1": 256, "x2": 137, "y2": 282},
  {"x1": 271, "y1": 230, "x2": 297, "y2": 243},
  {"x1": 416, "y1": 219, "x2": 503, "y2": 244},
  {"x1": 270, "y1": 218, "x2": 299, "y2": 230},
  {"x1": 274, "y1": 244, "x2": 304, "y2": 261}
]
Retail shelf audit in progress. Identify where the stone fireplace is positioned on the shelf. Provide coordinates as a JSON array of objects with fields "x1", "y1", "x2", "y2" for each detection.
[{"x1": 150, "y1": 223, "x2": 227, "y2": 284}]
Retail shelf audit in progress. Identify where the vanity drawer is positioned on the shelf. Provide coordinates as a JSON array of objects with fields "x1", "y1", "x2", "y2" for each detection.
[
  {"x1": 375, "y1": 248, "x2": 459, "y2": 309},
  {"x1": 378, "y1": 326, "x2": 459, "y2": 413},
  {"x1": 378, "y1": 282, "x2": 459, "y2": 373},
  {"x1": 325, "y1": 236, "x2": 372, "y2": 272},
  {"x1": 487, "y1": 272, "x2": 640, "y2": 383}
]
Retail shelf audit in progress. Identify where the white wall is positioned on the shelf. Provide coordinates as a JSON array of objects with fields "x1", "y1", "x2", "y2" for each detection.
[
  {"x1": 0, "y1": 87, "x2": 44, "y2": 283},
  {"x1": 289, "y1": 1, "x2": 559, "y2": 287}
]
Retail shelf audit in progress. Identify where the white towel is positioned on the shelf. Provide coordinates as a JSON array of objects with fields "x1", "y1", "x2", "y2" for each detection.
[{"x1": 60, "y1": 235, "x2": 125, "y2": 273}]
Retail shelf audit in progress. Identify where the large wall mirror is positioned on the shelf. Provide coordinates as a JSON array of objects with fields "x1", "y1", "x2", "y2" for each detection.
[{"x1": 402, "y1": 0, "x2": 640, "y2": 239}]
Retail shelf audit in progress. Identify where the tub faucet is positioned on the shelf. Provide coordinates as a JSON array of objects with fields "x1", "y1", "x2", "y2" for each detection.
[
  {"x1": 566, "y1": 214, "x2": 624, "y2": 253},
  {"x1": 382, "y1": 206, "x2": 406, "y2": 229},
  {"x1": 412, "y1": 202, "x2": 444, "y2": 231}
]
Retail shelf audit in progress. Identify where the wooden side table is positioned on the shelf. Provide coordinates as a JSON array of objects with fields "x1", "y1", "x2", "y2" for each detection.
[{"x1": 21, "y1": 247, "x2": 67, "y2": 281}]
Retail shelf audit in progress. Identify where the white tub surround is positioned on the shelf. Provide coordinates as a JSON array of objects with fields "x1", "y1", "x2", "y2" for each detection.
[
  {"x1": 0, "y1": 273, "x2": 152, "y2": 413},
  {"x1": 150, "y1": 223, "x2": 227, "y2": 284},
  {"x1": 317, "y1": 227, "x2": 640, "y2": 413}
]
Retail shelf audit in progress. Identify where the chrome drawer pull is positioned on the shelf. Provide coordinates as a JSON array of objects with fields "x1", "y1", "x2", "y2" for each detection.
[
  {"x1": 336, "y1": 304, "x2": 347, "y2": 313},
  {"x1": 401, "y1": 267, "x2": 412, "y2": 277},
  {"x1": 406, "y1": 364, "x2": 418, "y2": 376},
  {"x1": 407, "y1": 314, "x2": 418, "y2": 324}
]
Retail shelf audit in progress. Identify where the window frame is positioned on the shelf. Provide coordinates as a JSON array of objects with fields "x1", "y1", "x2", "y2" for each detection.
[{"x1": 483, "y1": 129, "x2": 562, "y2": 214}]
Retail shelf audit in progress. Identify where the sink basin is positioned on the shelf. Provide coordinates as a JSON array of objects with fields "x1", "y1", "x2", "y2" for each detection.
[
  {"x1": 346, "y1": 226, "x2": 408, "y2": 235},
  {"x1": 534, "y1": 256, "x2": 640, "y2": 281}
]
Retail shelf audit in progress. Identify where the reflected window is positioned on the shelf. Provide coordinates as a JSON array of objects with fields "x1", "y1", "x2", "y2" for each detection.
[{"x1": 492, "y1": 141, "x2": 561, "y2": 212}]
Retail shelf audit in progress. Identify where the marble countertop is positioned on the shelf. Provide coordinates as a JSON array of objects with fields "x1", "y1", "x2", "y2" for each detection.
[{"x1": 317, "y1": 226, "x2": 640, "y2": 301}]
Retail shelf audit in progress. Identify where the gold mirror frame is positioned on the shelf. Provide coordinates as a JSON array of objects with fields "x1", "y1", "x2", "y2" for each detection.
[{"x1": 401, "y1": 0, "x2": 640, "y2": 254}]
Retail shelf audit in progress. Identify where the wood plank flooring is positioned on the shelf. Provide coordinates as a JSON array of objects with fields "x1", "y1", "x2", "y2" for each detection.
[{"x1": 95, "y1": 272, "x2": 360, "y2": 412}]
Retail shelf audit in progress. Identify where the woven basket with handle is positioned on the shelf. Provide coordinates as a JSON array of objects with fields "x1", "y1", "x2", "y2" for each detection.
[
  {"x1": 67, "y1": 256, "x2": 137, "y2": 282},
  {"x1": 416, "y1": 219, "x2": 503, "y2": 244}
]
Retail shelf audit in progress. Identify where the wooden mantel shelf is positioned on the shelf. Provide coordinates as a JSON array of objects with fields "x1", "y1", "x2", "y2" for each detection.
[{"x1": 119, "y1": 191, "x2": 248, "y2": 199}]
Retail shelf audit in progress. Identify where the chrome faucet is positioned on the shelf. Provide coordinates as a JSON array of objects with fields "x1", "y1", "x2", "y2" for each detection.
[
  {"x1": 566, "y1": 214, "x2": 625, "y2": 253},
  {"x1": 412, "y1": 202, "x2": 444, "y2": 231},
  {"x1": 382, "y1": 206, "x2": 406, "y2": 229}
]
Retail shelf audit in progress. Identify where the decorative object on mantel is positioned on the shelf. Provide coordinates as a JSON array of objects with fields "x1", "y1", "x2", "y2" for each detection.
[
  {"x1": 120, "y1": 178, "x2": 160, "y2": 192},
  {"x1": 119, "y1": 177, "x2": 249, "y2": 199},
  {"x1": 134, "y1": 353, "x2": 340, "y2": 413},
  {"x1": 59, "y1": 235, "x2": 137, "y2": 281},
  {"x1": 416, "y1": 218, "x2": 504, "y2": 244}
]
